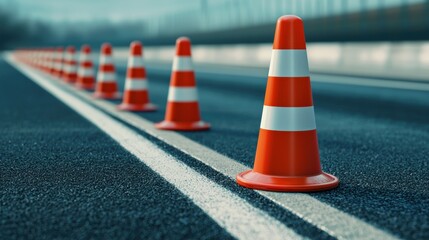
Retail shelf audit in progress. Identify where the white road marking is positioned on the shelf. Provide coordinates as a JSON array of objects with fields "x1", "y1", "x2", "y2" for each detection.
[{"x1": 7, "y1": 55, "x2": 305, "y2": 240}]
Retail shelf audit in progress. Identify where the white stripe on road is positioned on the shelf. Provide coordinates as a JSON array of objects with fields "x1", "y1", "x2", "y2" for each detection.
[
  {"x1": 167, "y1": 86, "x2": 198, "y2": 102},
  {"x1": 260, "y1": 106, "x2": 316, "y2": 131},
  {"x1": 125, "y1": 79, "x2": 148, "y2": 90},
  {"x1": 8, "y1": 54, "x2": 305, "y2": 240},
  {"x1": 268, "y1": 50, "x2": 309, "y2": 77},
  {"x1": 172, "y1": 56, "x2": 193, "y2": 71}
]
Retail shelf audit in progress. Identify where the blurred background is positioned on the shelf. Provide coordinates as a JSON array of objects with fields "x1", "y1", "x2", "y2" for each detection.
[
  {"x1": 1, "y1": 0, "x2": 427, "y2": 47},
  {"x1": 1, "y1": 0, "x2": 429, "y2": 80}
]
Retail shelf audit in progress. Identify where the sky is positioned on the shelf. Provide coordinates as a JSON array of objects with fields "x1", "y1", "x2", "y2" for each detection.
[{"x1": 0, "y1": 0, "x2": 201, "y2": 23}]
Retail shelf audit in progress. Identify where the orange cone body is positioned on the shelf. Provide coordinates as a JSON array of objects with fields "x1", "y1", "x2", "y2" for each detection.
[
  {"x1": 236, "y1": 16, "x2": 339, "y2": 192},
  {"x1": 155, "y1": 37, "x2": 210, "y2": 131},
  {"x1": 118, "y1": 41, "x2": 157, "y2": 111},
  {"x1": 75, "y1": 45, "x2": 95, "y2": 90},
  {"x1": 62, "y1": 46, "x2": 78, "y2": 83},
  {"x1": 93, "y1": 43, "x2": 120, "y2": 99}
]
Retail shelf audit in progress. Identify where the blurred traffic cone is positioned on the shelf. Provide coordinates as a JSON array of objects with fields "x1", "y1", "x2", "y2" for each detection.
[
  {"x1": 52, "y1": 47, "x2": 64, "y2": 77},
  {"x1": 118, "y1": 41, "x2": 156, "y2": 111},
  {"x1": 236, "y1": 16, "x2": 339, "y2": 192},
  {"x1": 75, "y1": 45, "x2": 95, "y2": 90},
  {"x1": 155, "y1": 37, "x2": 210, "y2": 131},
  {"x1": 62, "y1": 46, "x2": 78, "y2": 83},
  {"x1": 93, "y1": 43, "x2": 120, "y2": 99}
]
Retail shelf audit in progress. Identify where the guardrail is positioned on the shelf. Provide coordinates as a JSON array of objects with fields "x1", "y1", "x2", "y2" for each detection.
[{"x1": 114, "y1": 42, "x2": 429, "y2": 82}]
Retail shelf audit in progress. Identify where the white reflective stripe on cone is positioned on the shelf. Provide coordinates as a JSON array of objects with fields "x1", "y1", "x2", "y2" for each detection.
[
  {"x1": 172, "y1": 56, "x2": 193, "y2": 71},
  {"x1": 97, "y1": 72, "x2": 116, "y2": 82},
  {"x1": 268, "y1": 50, "x2": 309, "y2": 77},
  {"x1": 260, "y1": 106, "x2": 316, "y2": 131},
  {"x1": 63, "y1": 65, "x2": 77, "y2": 73},
  {"x1": 125, "y1": 78, "x2": 148, "y2": 90},
  {"x1": 167, "y1": 86, "x2": 198, "y2": 102},
  {"x1": 127, "y1": 56, "x2": 144, "y2": 67},
  {"x1": 78, "y1": 68, "x2": 93, "y2": 77},
  {"x1": 54, "y1": 62, "x2": 62, "y2": 70},
  {"x1": 80, "y1": 54, "x2": 91, "y2": 62},
  {"x1": 100, "y1": 55, "x2": 113, "y2": 65}
]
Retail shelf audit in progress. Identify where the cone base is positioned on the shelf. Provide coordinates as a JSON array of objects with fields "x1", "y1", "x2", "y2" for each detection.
[
  {"x1": 118, "y1": 103, "x2": 157, "y2": 112},
  {"x1": 236, "y1": 170, "x2": 339, "y2": 192},
  {"x1": 155, "y1": 120, "x2": 210, "y2": 131},
  {"x1": 93, "y1": 92, "x2": 121, "y2": 100},
  {"x1": 75, "y1": 82, "x2": 95, "y2": 90}
]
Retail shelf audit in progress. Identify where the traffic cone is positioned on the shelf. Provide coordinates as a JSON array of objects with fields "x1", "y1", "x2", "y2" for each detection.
[
  {"x1": 93, "y1": 43, "x2": 121, "y2": 99},
  {"x1": 52, "y1": 47, "x2": 64, "y2": 77},
  {"x1": 118, "y1": 41, "x2": 157, "y2": 111},
  {"x1": 155, "y1": 37, "x2": 210, "y2": 131},
  {"x1": 236, "y1": 16, "x2": 339, "y2": 192},
  {"x1": 75, "y1": 45, "x2": 95, "y2": 90},
  {"x1": 62, "y1": 46, "x2": 78, "y2": 83}
]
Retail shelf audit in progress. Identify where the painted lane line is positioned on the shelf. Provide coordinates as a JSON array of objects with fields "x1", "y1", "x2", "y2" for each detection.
[
  {"x1": 7, "y1": 55, "x2": 305, "y2": 240},
  {"x1": 7, "y1": 55, "x2": 401, "y2": 240}
]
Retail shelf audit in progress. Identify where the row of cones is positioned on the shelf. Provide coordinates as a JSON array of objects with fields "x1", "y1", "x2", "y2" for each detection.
[
  {"x1": 15, "y1": 39, "x2": 210, "y2": 131},
  {"x1": 13, "y1": 15, "x2": 339, "y2": 192}
]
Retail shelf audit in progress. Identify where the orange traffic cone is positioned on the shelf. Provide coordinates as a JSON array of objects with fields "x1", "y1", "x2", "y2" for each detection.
[
  {"x1": 75, "y1": 45, "x2": 95, "y2": 90},
  {"x1": 236, "y1": 16, "x2": 339, "y2": 192},
  {"x1": 93, "y1": 43, "x2": 121, "y2": 99},
  {"x1": 44, "y1": 48, "x2": 55, "y2": 73},
  {"x1": 118, "y1": 41, "x2": 157, "y2": 111},
  {"x1": 155, "y1": 37, "x2": 210, "y2": 131},
  {"x1": 52, "y1": 47, "x2": 64, "y2": 77},
  {"x1": 62, "y1": 46, "x2": 78, "y2": 83}
]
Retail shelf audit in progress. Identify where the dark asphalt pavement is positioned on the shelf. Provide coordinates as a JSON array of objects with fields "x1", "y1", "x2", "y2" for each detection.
[
  {"x1": 0, "y1": 59, "x2": 233, "y2": 239},
  {"x1": 110, "y1": 61, "x2": 429, "y2": 240}
]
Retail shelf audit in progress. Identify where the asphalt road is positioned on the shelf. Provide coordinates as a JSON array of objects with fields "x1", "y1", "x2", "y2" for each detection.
[
  {"x1": 0, "y1": 59, "x2": 233, "y2": 239},
  {"x1": 1, "y1": 56, "x2": 429, "y2": 239}
]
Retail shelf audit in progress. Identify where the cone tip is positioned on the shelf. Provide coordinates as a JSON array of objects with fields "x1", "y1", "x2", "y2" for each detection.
[
  {"x1": 130, "y1": 41, "x2": 143, "y2": 55},
  {"x1": 273, "y1": 15, "x2": 306, "y2": 50},
  {"x1": 175, "y1": 37, "x2": 191, "y2": 56},
  {"x1": 81, "y1": 45, "x2": 91, "y2": 54},
  {"x1": 101, "y1": 43, "x2": 112, "y2": 55},
  {"x1": 66, "y1": 46, "x2": 75, "y2": 53}
]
